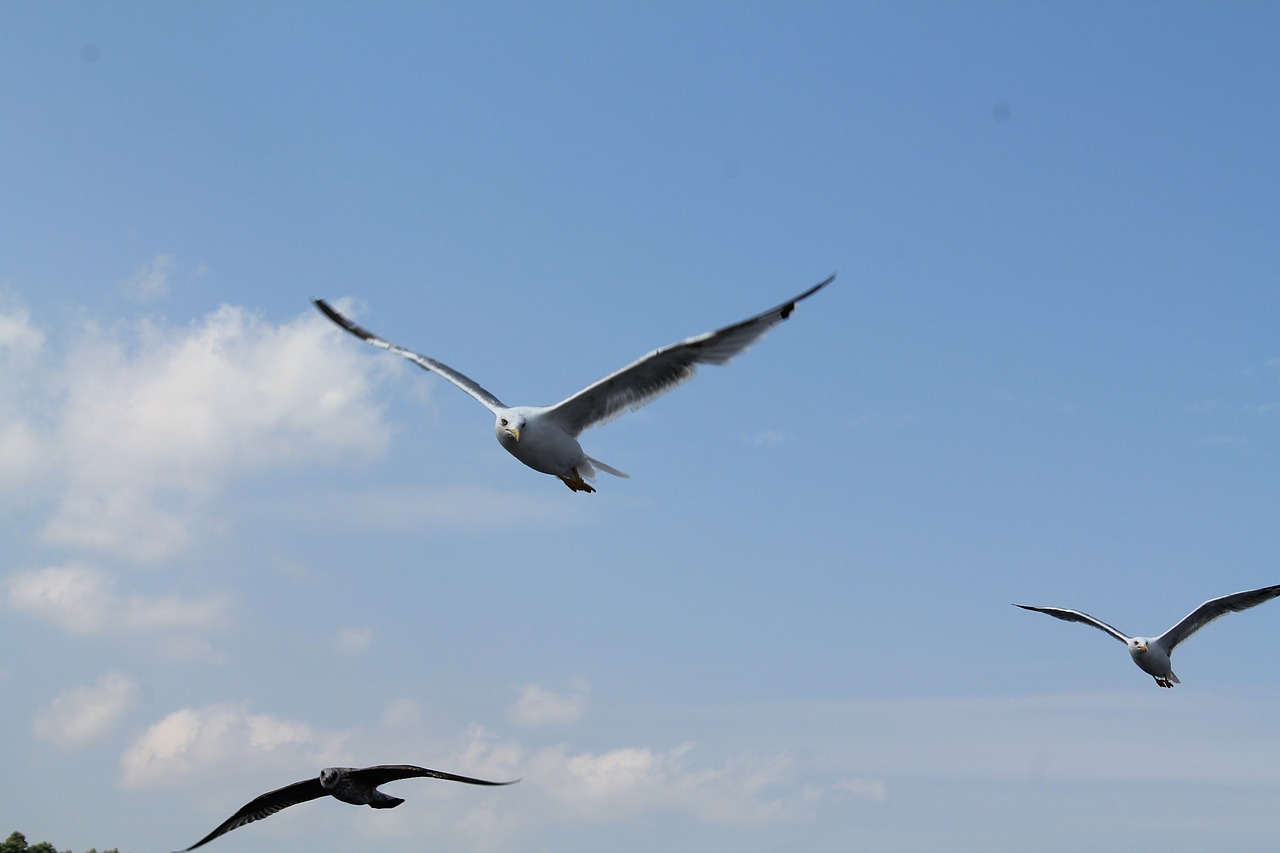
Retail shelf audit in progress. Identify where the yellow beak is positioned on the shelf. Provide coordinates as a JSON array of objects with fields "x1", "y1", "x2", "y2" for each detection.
[{"x1": 508, "y1": 426, "x2": 520, "y2": 441}]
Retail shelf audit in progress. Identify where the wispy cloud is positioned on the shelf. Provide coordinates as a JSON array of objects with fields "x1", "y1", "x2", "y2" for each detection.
[
  {"x1": 527, "y1": 740, "x2": 823, "y2": 824},
  {"x1": 0, "y1": 301, "x2": 53, "y2": 505},
  {"x1": 4, "y1": 563, "x2": 232, "y2": 659},
  {"x1": 120, "y1": 254, "x2": 178, "y2": 303},
  {"x1": 508, "y1": 679, "x2": 589, "y2": 727},
  {"x1": 33, "y1": 671, "x2": 140, "y2": 748},
  {"x1": 0, "y1": 300, "x2": 45, "y2": 355},
  {"x1": 120, "y1": 702, "x2": 350, "y2": 788},
  {"x1": 752, "y1": 430, "x2": 787, "y2": 446},
  {"x1": 332, "y1": 626, "x2": 375, "y2": 656}
]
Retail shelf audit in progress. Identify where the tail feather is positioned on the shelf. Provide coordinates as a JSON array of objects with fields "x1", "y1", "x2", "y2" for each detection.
[
  {"x1": 585, "y1": 455, "x2": 629, "y2": 479},
  {"x1": 370, "y1": 795, "x2": 405, "y2": 809}
]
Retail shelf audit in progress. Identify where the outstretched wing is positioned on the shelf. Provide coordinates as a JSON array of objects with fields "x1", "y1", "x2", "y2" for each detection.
[
  {"x1": 313, "y1": 299, "x2": 507, "y2": 412},
  {"x1": 352, "y1": 764, "x2": 521, "y2": 787},
  {"x1": 546, "y1": 275, "x2": 834, "y2": 436},
  {"x1": 174, "y1": 777, "x2": 327, "y2": 852},
  {"x1": 1015, "y1": 604, "x2": 1131, "y2": 644},
  {"x1": 1157, "y1": 584, "x2": 1280, "y2": 651}
]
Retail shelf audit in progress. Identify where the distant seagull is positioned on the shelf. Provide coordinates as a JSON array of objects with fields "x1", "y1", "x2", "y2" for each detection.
[
  {"x1": 174, "y1": 764, "x2": 518, "y2": 851},
  {"x1": 314, "y1": 275, "x2": 833, "y2": 492},
  {"x1": 1016, "y1": 584, "x2": 1280, "y2": 687}
]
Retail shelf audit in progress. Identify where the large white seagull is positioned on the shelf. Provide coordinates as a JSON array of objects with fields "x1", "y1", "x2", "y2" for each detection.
[
  {"x1": 1016, "y1": 584, "x2": 1280, "y2": 687},
  {"x1": 314, "y1": 275, "x2": 832, "y2": 492}
]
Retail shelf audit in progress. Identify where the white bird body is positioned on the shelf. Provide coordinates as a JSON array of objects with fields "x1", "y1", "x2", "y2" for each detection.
[
  {"x1": 1017, "y1": 583, "x2": 1280, "y2": 687},
  {"x1": 494, "y1": 406, "x2": 582, "y2": 476},
  {"x1": 314, "y1": 275, "x2": 832, "y2": 492},
  {"x1": 1126, "y1": 637, "x2": 1178, "y2": 686}
]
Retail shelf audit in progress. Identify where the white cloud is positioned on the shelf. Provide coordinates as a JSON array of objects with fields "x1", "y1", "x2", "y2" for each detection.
[
  {"x1": 31, "y1": 302, "x2": 392, "y2": 562},
  {"x1": 120, "y1": 702, "x2": 350, "y2": 788},
  {"x1": 0, "y1": 420, "x2": 47, "y2": 501},
  {"x1": 380, "y1": 698, "x2": 424, "y2": 730},
  {"x1": 322, "y1": 722, "x2": 852, "y2": 850},
  {"x1": 454, "y1": 725, "x2": 852, "y2": 825},
  {"x1": 33, "y1": 671, "x2": 140, "y2": 748},
  {"x1": 528, "y1": 741, "x2": 824, "y2": 825},
  {"x1": 0, "y1": 301, "x2": 44, "y2": 353},
  {"x1": 833, "y1": 778, "x2": 887, "y2": 803},
  {"x1": 0, "y1": 302, "x2": 53, "y2": 502},
  {"x1": 4, "y1": 563, "x2": 231, "y2": 658},
  {"x1": 508, "y1": 680, "x2": 589, "y2": 727},
  {"x1": 332, "y1": 626, "x2": 375, "y2": 656}
]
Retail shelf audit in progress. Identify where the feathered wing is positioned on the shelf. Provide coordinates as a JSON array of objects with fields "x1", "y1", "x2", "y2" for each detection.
[
  {"x1": 313, "y1": 299, "x2": 507, "y2": 412},
  {"x1": 174, "y1": 778, "x2": 327, "y2": 852},
  {"x1": 1015, "y1": 604, "x2": 1131, "y2": 644},
  {"x1": 546, "y1": 275, "x2": 834, "y2": 436},
  {"x1": 351, "y1": 764, "x2": 520, "y2": 787},
  {"x1": 1157, "y1": 584, "x2": 1280, "y2": 651}
]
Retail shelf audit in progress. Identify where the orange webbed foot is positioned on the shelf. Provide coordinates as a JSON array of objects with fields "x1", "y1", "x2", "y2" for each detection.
[{"x1": 558, "y1": 468, "x2": 596, "y2": 493}]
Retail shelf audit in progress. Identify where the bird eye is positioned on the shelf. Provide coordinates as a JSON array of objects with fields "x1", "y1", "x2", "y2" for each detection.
[{"x1": 500, "y1": 418, "x2": 508, "y2": 426}]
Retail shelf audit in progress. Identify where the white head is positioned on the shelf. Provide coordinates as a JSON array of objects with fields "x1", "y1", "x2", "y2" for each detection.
[
  {"x1": 1128, "y1": 637, "x2": 1150, "y2": 656},
  {"x1": 495, "y1": 411, "x2": 525, "y2": 446}
]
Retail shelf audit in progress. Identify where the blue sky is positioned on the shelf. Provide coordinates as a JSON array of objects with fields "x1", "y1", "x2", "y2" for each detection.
[{"x1": 3, "y1": 2, "x2": 1279, "y2": 851}]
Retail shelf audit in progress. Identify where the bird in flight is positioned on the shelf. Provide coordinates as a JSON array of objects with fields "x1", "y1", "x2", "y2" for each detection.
[
  {"x1": 313, "y1": 275, "x2": 832, "y2": 492},
  {"x1": 1016, "y1": 583, "x2": 1280, "y2": 687},
  {"x1": 173, "y1": 764, "x2": 518, "y2": 851}
]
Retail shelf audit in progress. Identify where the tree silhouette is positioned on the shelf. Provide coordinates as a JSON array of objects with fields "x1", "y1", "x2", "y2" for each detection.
[{"x1": 2, "y1": 831, "x2": 120, "y2": 853}]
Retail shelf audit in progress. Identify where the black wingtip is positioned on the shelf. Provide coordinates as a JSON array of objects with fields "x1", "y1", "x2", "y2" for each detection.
[
  {"x1": 466, "y1": 776, "x2": 522, "y2": 786},
  {"x1": 779, "y1": 273, "x2": 836, "y2": 319},
  {"x1": 312, "y1": 297, "x2": 341, "y2": 321},
  {"x1": 312, "y1": 297, "x2": 378, "y2": 342}
]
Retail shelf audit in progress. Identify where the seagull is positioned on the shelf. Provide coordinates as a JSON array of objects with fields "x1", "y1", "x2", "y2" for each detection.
[
  {"x1": 173, "y1": 764, "x2": 518, "y2": 851},
  {"x1": 1016, "y1": 584, "x2": 1280, "y2": 687},
  {"x1": 313, "y1": 275, "x2": 833, "y2": 492}
]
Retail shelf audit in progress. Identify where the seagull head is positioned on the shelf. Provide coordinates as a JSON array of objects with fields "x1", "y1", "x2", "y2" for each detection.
[
  {"x1": 1129, "y1": 638, "x2": 1150, "y2": 654},
  {"x1": 495, "y1": 411, "x2": 525, "y2": 445},
  {"x1": 319, "y1": 768, "x2": 344, "y2": 790}
]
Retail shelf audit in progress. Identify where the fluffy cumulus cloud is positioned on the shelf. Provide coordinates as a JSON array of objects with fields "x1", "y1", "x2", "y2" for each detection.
[
  {"x1": 4, "y1": 563, "x2": 231, "y2": 659},
  {"x1": 0, "y1": 292, "x2": 394, "y2": 564},
  {"x1": 120, "y1": 702, "x2": 350, "y2": 789},
  {"x1": 42, "y1": 302, "x2": 392, "y2": 562},
  {"x1": 33, "y1": 671, "x2": 141, "y2": 748},
  {"x1": 508, "y1": 680, "x2": 589, "y2": 727}
]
